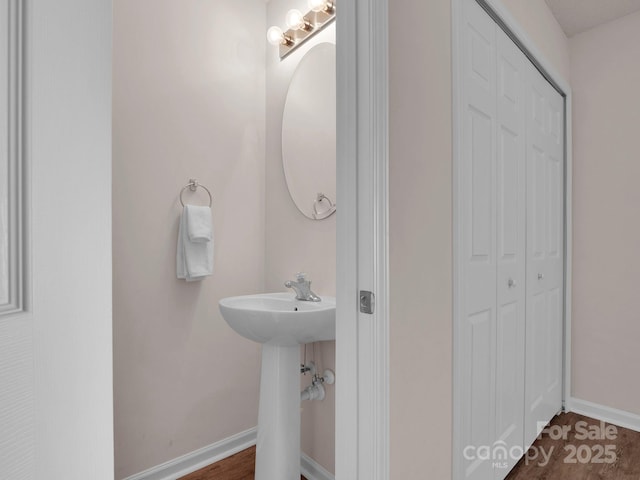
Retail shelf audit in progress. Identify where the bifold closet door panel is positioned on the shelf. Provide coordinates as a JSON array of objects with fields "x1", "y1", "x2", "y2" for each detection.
[
  {"x1": 459, "y1": 0, "x2": 497, "y2": 478},
  {"x1": 494, "y1": 26, "x2": 527, "y2": 480},
  {"x1": 458, "y1": 1, "x2": 565, "y2": 478},
  {"x1": 524, "y1": 60, "x2": 565, "y2": 449}
]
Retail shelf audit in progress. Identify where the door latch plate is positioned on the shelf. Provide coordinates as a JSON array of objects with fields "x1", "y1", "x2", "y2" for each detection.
[{"x1": 360, "y1": 290, "x2": 375, "y2": 314}]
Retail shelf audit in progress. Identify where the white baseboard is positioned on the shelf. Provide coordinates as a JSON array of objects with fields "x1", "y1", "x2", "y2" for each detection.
[
  {"x1": 301, "y1": 452, "x2": 335, "y2": 480},
  {"x1": 568, "y1": 397, "x2": 640, "y2": 433},
  {"x1": 122, "y1": 427, "x2": 335, "y2": 480},
  {"x1": 122, "y1": 428, "x2": 257, "y2": 480}
]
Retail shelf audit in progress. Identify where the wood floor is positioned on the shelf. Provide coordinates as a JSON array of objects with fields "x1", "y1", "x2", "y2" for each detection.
[
  {"x1": 177, "y1": 446, "x2": 307, "y2": 480},
  {"x1": 177, "y1": 413, "x2": 640, "y2": 479},
  {"x1": 506, "y1": 412, "x2": 640, "y2": 479}
]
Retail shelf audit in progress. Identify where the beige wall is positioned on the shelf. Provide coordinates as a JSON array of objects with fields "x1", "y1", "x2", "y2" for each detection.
[
  {"x1": 389, "y1": 0, "x2": 453, "y2": 476},
  {"x1": 569, "y1": 10, "x2": 640, "y2": 415},
  {"x1": 388, "y1": 0, "x2": 568, "y2": 477},
  {"x1": 500, "y1": 0, "x2": 571, "y2": 80},
  {"x1": 265, "y1": 0, "x2": 336, "y2": 472},
  {"x1": 114, "y1": 0, "x2": 335, "y2": 476},
  {"x1": 113, "y1": 1, "x2": 266, "y2": 477},
  {"x1": 264, "y1": 7, "x2": 337, "y2": 295}
]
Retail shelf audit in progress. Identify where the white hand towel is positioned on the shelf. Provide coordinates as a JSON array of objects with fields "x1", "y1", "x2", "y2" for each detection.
[
  {"x1": 186, "y1": 205, "x2": 213, "y2": 243},
  {"x1": 177, "y1": 206, "x2": 213, "y2": 281}
]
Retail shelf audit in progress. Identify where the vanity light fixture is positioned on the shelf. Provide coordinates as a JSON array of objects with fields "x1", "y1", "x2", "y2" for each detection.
[
  {"x1": 285, "y1": 9, "x2": 312, "y2": 31},
  {"x1": 267, "y1": 0, "x2": 336, "y2": 59},
  {"x1": 267, "y1": 26, "x2": 293, "y2": 47},
  {"x1": 308, "y1": 0, "x2": 334, "y2": 13}
]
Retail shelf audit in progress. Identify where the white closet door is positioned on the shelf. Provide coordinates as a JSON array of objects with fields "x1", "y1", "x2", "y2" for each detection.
[
  {"x1": 458, "y1": 1, "x2": 565, "y2": 478},
  {"x1": 494, "y1": 27, "x2": 527, "y2": 480},
  {"x1": 460, "y1": 0, "x2": 497, "y2": 478},
  {"x1": 524, "y1": 60, "x2": 565, "y2": 448}
]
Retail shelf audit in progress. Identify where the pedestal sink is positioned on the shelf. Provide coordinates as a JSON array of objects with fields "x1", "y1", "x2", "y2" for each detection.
[{"x1": 219, "y1": 293, "x2": 336, "y2": 480}]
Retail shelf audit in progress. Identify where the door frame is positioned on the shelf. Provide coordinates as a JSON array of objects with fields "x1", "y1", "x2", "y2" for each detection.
[
  {"x1": 452, "y1": 0, "x2": 573, "y2": 477},
  {"x1": 335, "y1": 0, "x2": 389, "y2": 478}
]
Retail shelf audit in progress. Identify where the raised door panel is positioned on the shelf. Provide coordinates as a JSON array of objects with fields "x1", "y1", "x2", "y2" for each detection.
[
  {"x1": 0, "y1": 0, "x2": 8, "y2": 307},
  {"x1": 494, "y1": 27, "x2": 526, "y2": 480},
  {"x1": 460, "y1": 0, "x2": 497, "y2": 478},
  {"x1": 524, "y1": 62, "x2": 565, "y2": 448},
  {"x1": 464, "y1": 309, "x2": 495, "y2": 479},
  {"x1": 0, "y1": 0, "x2": 23, "y2": 315},
  {"x1": 542, "y1": 80, "x2": 564, "y2": 418}
]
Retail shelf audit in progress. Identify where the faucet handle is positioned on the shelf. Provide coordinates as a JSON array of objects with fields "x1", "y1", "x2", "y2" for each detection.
[{"x1": 295, "y1": 272, "x2": 307, "y2": 282}]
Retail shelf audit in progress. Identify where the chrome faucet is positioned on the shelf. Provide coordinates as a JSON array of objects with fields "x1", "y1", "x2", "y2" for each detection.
[{"x1": 285, "y1": 273, "x2": 321, "y2": 302}]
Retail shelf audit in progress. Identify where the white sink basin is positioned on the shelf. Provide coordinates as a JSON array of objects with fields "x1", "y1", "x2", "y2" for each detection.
[
  {"x1": 219, "y1": 292, "x2": 336, "y2": 346},
  {"x1": 218, "y1": 292, "x2": 336, "y2": 480}
]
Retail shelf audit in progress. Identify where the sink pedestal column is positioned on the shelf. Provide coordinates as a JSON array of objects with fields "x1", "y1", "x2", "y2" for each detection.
[{"x1": 255, "y1": 344, "x2": 300, "y2": 480}]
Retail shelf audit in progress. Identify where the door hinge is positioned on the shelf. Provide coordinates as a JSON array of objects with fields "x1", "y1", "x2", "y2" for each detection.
[{"x1": 359, "y1": 290, "x2": 375, "y2": 314}]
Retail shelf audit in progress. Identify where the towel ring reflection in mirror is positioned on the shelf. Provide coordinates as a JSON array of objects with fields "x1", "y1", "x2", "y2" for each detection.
[
  {"x1": 179, "y1": 179, "x2": 213, "y2": 207},
  {"x1": 312, "y1": 192, "x2": 336, "y2": 220}
]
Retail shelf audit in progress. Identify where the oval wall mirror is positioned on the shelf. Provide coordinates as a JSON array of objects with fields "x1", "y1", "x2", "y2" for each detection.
[{"x1": 282, "y1": 42, "x2": 336, "y2": 220}]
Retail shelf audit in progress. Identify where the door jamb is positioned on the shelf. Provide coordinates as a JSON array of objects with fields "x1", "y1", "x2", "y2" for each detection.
[{"x1": 336, "y1": 0, "x2": 390, "y2": 478}]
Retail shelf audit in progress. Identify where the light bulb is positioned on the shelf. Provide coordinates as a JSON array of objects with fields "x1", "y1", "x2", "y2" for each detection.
[
  {"x1": 267, "y1": 26, "x2": 285, "y2": 46},
  {"x1": 308, "y1": 0, "x2": 330, "y2": 12},
  {"x1": 285, "y1": 9, "x2": 306, "y2": 30}
]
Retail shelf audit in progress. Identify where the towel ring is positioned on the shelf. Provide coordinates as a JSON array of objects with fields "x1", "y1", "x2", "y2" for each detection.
[
  {"x1": 180, "y1": 179, "x2": 213, "y2": 207},
  {"x1": 312, "y1": 193, "x2": 336, "y2": 220}
]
